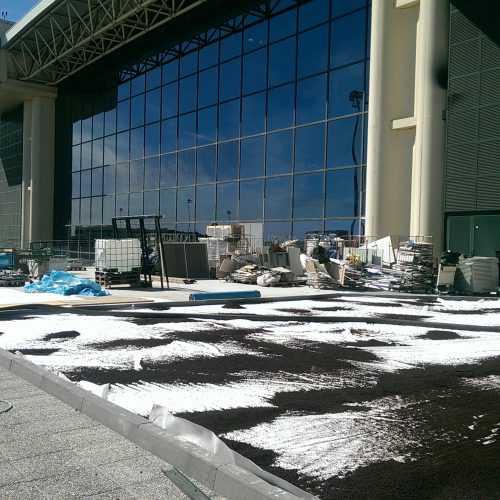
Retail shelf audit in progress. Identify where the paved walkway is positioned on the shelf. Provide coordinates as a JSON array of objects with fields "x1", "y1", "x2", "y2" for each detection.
[{"x1": 0, "y1": 366, "x2": 221, "y2": 499}]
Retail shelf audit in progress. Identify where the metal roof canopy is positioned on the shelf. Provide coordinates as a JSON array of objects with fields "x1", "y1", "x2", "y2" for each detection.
[{"x1": 2, "y1": 0, "x2": 208, "y2": 85}]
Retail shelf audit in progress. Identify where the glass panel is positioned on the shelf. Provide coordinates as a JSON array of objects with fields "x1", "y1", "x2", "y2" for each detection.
[
  {"x1": 220, "y1": 31, "x2": 242, "y2": 61},
  {"x1": 293, "y1": 220, "x2": 324, "y2": 240},
  {"x1": 118, "y1": 81, "x2": 130, "y2": 101},
  {"x1": 72, "y1": 145, "x2": 81, "y2": 172},
  {"x1": 241, "y1": 136, "x2": 265, "y2": 178},
  {"x1": 242, "y1": 49, "x2": 267, "y2": 95},
  {"x1": 104, "y1": 135, "x2": 116, "y2": 165},
  {"x1": 264, "y1": 220, "x2": 292, "y2": 242},
  {"x1": 104, "y1": 108, "x2": 116, "y2": 136},
  {"x1": 177, "y1": 187, "x2": 195, "y2": 221},
  {"x1": 162, "y1": 81, "x2": 178, "y2": 118},
  {"x1": 266, "y1": 130, "x2": 293, "y2": 175},
  {"x1": 178, "y1": 149, "x2": 196, "y2": 185},
  {"x1": 198, "y1": 67, "x2": 218, "y2": 108},
  {"x1": 91, "y1": 196, "x2": 103, "y2": 225},
  {"x1": 146, "y1": 66, "x2": 162, "y2": 90},
  {"x1": 295, "y1": 123, "x2": 325, "y2": 172},
  {"x1": 270, "y1": 8, "x2": 297, "y2": 43},
  {"x1": 144, "y1": 156, "x2": 160, "y2": 190},
  {"x1": 130, "y1": 94, "x2": 145, "y2": 128},
  {"x1": 145, "y1": 88, "x2": 161, "y2": 124},
  {"x1": 160, "y1": 153, "x2": 177, "y2": 188},
  {"x1": 267, "y1": 83, "x2": 295, "y2": 131},
  {"x1": 117, "y1": 99, "x2": 130, "y2": 132},
  {"x1": 239, "y1": 179, "x2": 263, "y2": 220},
  {"x1": 92, "y1": 112, "x2": 104, "y2": 139},
  {"x1": 332, "y1": 0, "x2": 366, "y2": 18},
  {"x1": 299, "y1": 0, "x2": 330, "y2": 30},
  {"x1": 103, "y1": 195, "x2": 115, "y2": 225},
  {"x1": 197, "y1": 145, "x2": 216, "y2": 183},
  {"x1": 220, "y1": 58, "x2": 241, "y2": 101},
  {"x1": 82, "y1": 117, "x2": 92, "y2": 142},
  {"x1": 92, "y1": 167, "x2": 103, "y2": 196},
  {"x1": 242, "y1": 92, "x2": 266, "y2": 136},
  {"x1": 217, "y1": 182, "x2": 238, "y2": 222},
  {"x1": 293, "y1": 172, "x2": 324, "y2": 218},
  {"x1": 80, "y1": 198, "x2": 91, "y2": 226},
  {"x1": 196, "y1": 184, "x2": 216, "y2": 222},
  {"x1": 327, "y1": 116, "x2": 362, "y2": 167},
  {"x1": 130, "y1": 127, "x2": 144, "y2": 160},
  {"x1": 325, "y1": 218, "x2": 359, "y2": 236},
  {"x1": 72, "y1": 172, "x2": 80, "y2": 198},
  {"x1": 80, "y1": 170, "x2": 92, "y2": 197},
  {"x1": 116, "y1": 131, "x2": 129, "y2": 162},
  {"x1": 129, "y1": 159, "x2": 144, "y2": 192},
  {"x1": 73, "y1": 120, "x2": 81, "y2": 144},
  {"x1": 179, "y1": 74, "x2": 198, "y2": 114},
  {"x1": 81, "y1": 142, "x2": 92, "y2": 170},
  {"x1": 243, "y1": 21, "x2": 268, "y2": 52},
  {"x1": 103, "y1": 165, "x2": 116, "y2": 195},
  {"x1": 180, "y1": 51, "x2": 198, "y2": 77},
  {"x1": 129, "y1": 192, "x2": 143, "y2": 216},
  {"x1": 160, "y1": 189, "x2": 176, "y2": 222},
  {"x1": 145, "y1": 122, "x2": 161, "y2": 157},
  {"x1": 178, "y1": 112, "x2": 196, "y2": 149},
  {"x1": 144, "y1": 190, "x2": 159, "y2": 215},
  {"x1": 326, "y1": 167, "x2": 360, "y2": 217},
  {"x1": 265, "y1": 175, "x2": 292, "y2": 219},
  {"x1": 198, "y1": 106, "x2": 217, "y2": 146},
  {"x1": 219, "y1": 99, "x2": 240, "y2": 141},
  {"x1": 115, "y1": 162, "x2": 129, "y2": 193},
  {"x1": 199, "y1": 42, "x2": 219, "y2": 70},
  {"x1": 331, "y1": 10, "x2": 366, "y2": 68},
  {"x1": 131, "y1": 74, "x2": 145, "y2": 96},
  {"x1": 297, "y1": 24, "x2": 329, "y2": 78},
  {"x1": 296, "y1": 74, "x2": 327, "y2": 125},
  {"x1": 218, "y1": 141, "x2": 239, "y2": 181},
  {"x1": 116, "y1": 194, "x2": 128, "y2": 217},
  {"x1": 161, "y1": 118, "x2": 177, "y2": 154},
  {"x1": 329, "y1": 63, "x2": 365, "y2": 117},
  {"x1": 72, "y1": 199, "x2": 80, "y2": 225},
  {"x1": 269, "y1": 38, "x2": 296, "y2": 87},
  {"x1": 162, "y1": 59, "x2": 179, "y2": 83}
]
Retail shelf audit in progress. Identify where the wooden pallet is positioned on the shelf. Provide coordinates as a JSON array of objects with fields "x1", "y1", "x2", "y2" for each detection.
[{"x1": 94, "y1": 271, "x2": 141, "y2": 289}]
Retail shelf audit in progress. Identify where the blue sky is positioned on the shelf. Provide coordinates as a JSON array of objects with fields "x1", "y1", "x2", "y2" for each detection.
[{"x1": 0, "y1": 1, "x2": 39, "y2": 22}]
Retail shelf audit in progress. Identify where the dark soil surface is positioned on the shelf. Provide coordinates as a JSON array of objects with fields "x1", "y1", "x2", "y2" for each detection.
[
  {"x1": 374, "y1": 312, "x2": 432, "y2": 321},
  {"x1": 43, "y1": 330, "x2": 81, "y2": 340},
  {"x1": 58, "y1": 314, "x2": 500, "y2": 500},
  {"x1": 10, "y1": 348, "x2": 60, "y2": 355}
]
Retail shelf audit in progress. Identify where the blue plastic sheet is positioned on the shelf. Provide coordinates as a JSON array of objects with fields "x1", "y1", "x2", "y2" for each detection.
[{"x1": 24, "y1": 270, "x2": 108, "y2": 296}]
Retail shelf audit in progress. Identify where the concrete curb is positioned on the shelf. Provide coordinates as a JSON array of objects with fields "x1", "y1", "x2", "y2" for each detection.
[{"x1": 0, "y1": 348, "x2": 304, "y2": 500}]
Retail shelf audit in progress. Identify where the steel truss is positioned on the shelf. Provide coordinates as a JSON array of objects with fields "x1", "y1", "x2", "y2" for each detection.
[{"x1": 5, "y1": 0, "x2": 209, "y2": 85}]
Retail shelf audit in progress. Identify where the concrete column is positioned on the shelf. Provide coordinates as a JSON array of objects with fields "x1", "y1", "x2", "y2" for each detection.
[
  {"x1": 29, "y1": 95, "x2": 55, "y2": 243},
  {"x1": 365, "y1": 0, "x2": 418, "y2": 241},
  {"x1": 410, "y1": 0, "x2": 449, "y2": 256},
  {"x1": 21, "y1": 100, "x2": 32, "y2": 247}
]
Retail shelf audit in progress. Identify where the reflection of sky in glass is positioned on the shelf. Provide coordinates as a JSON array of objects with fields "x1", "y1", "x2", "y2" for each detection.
[
  {"x1": 331, "y1": 11, "x2": 366, "y2": 68},
  {"x1": 293, "y1": 173, "x2": 324, "y2": 218},
  {"x1": 327, "y1": 116, "x2": 362, "y2": 168}
]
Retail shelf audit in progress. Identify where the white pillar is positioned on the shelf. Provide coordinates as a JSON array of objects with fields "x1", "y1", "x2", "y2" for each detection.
[
  {"x1": 29, "y1": 95, "x2": 55, "y2": 243},
  {"x1": 365, "y1": 0, "x2": 419, "y2": 241},
  {"x1": 410, "y1": 0, "x2": 449, "y2": 256}
]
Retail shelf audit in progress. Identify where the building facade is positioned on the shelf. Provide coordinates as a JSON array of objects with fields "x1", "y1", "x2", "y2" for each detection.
[{"x1": 0, "y1": 0, "x2": 499, "y2": 258}]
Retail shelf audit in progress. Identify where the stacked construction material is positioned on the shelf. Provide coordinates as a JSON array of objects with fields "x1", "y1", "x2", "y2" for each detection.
[
  {"x1": 454, "y1": 256, "x2": 499, "y2": 294},
  {"x1": 394, "y1": 240, "x2": 434, "y2": 293}
]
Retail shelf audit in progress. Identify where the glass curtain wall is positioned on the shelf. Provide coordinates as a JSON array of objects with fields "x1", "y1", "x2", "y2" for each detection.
[{"x1": 65, "y1": 0, "x2": 370, "y2": 244}]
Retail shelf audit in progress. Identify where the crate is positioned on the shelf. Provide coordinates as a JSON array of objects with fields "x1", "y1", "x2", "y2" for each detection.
[{"x1": 95, "y1": 239, "x2": 141, "y2": 273}]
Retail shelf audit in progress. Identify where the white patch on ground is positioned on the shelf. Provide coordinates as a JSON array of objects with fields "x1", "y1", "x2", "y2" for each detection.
[
  {"x1": 477, "y1": 424, "x2": 499, "y2": 446},
  {"x1": 107, "y1": 371, "x2": 361, "y2": 416},
  {"x1": 223, "y1": 395, "x2": 421, "y2": 479},
  {"x1": 462, "y1": 375, "x2": 500, "y2": 391},
  {"x1": 25, "y1": 340, "x2": 256, "y2": 371}
]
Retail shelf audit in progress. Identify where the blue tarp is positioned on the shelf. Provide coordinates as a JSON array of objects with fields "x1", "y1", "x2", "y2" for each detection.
[{"x1": 24, "y1": 270, "x2": 108, "y2": 296}]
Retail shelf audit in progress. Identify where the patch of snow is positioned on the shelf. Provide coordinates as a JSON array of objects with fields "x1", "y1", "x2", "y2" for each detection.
[
  {"x1": 223, "y1": 395, "x2": 420, "y2": 479},
  {"x1": 462, "y1": 375, "x2": 500, "y2": 391}
]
